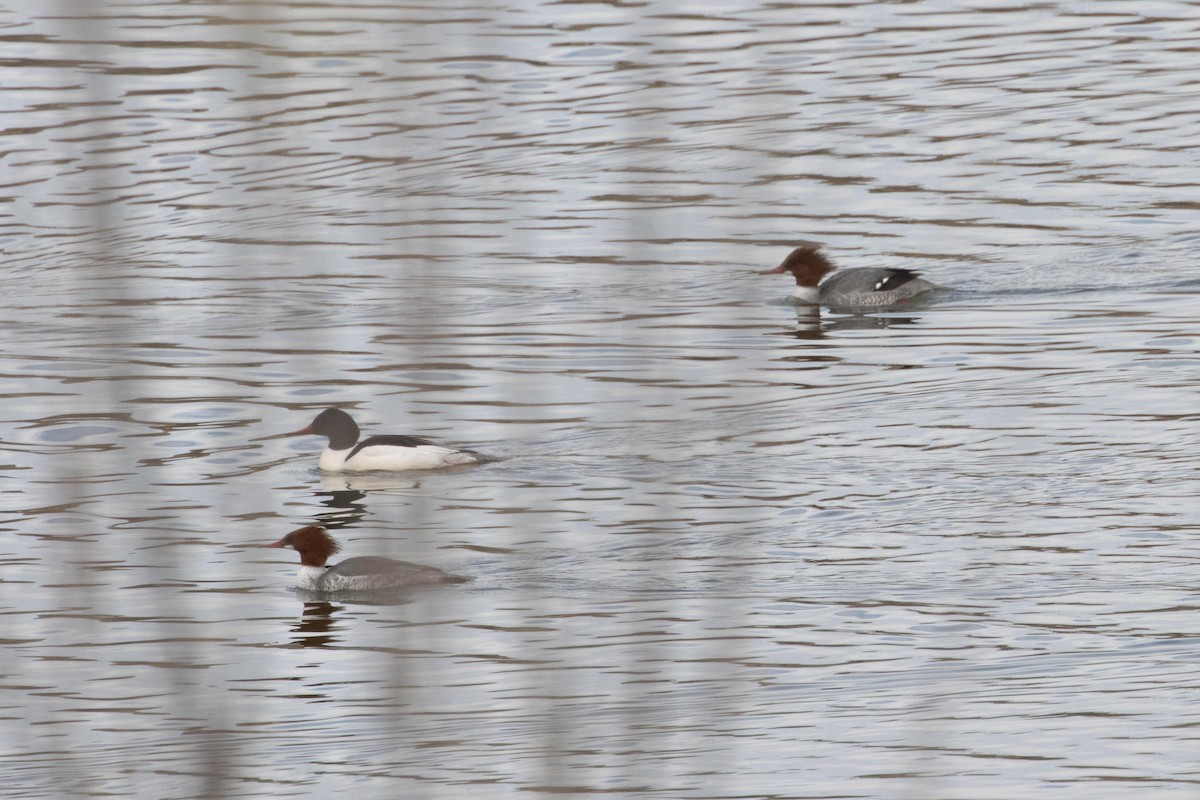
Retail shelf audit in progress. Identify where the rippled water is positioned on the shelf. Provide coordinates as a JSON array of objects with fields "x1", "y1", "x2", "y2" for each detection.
[{"x1": 3, "y1": 1, "x2": 1200, "y2": 797}]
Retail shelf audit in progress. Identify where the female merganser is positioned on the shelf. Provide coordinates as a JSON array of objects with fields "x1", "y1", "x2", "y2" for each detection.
[
  {"x1": 286, "y1": 407, "x2": 482, "y2": 472},
  {"x1": 263, "y1": 525, "x2": 466, "y2": 591},
  {"x1": 762, "y1": 245, "x2": 936, "y2": 307}
]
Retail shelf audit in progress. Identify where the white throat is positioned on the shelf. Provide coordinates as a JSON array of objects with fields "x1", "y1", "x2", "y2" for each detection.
[
  {"x1": 792, "y1": 285, "x2": 821, "y2": 304},
  {"x1": 295, "y1": 565, "x2": 327, "y2": 590}
]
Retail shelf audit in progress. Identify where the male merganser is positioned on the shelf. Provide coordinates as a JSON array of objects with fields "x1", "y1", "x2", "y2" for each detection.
[
  {"x1": 263, "y1": 525, "x2": 466, "y2": 591},
  {"x1": 286, "y1": 407, "x2": 482, "y2": 472},
  {"x1": 762, "y1": 245, "x2": 936, "y2": 307}
]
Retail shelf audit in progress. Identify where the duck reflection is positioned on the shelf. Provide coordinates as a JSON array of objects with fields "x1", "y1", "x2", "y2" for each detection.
[
  {"x1": 819, "y1": 312, "x2": 921, "y2": 331},
  {"x1": 286, "y1": 601, "x2": 342, "y2": 648},
  {"x1": 295, "y1": 586, "x2": 421, "y2": 607},
  {"x1": 311, "y1": 485, "x2": 369, "y2": 530},
  {"x1": 318, "y1": 473, "x2": 420, "y2": 493},
  {"x1": 306, "y1": 474, "x2": 423, "y2": 530},
  {"x1": 784, "y1": 305, "x2": 922, "y2": 338}
]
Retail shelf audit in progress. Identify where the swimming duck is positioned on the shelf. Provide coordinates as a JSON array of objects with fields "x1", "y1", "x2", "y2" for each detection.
[
  {"x1": 263, "y1": 525, "x2": 466, "y2": 591},
  {"x1": 286, "y1": 407, "x2": 482, "y2": 472},
  {"x1": 763, "y1": 245, "x2": 936, "y2": 307}
]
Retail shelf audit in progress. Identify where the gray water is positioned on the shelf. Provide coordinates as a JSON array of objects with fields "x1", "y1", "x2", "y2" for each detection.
[{"x1": 2, "y1": 1, "x2": 1200, "y2": 798}]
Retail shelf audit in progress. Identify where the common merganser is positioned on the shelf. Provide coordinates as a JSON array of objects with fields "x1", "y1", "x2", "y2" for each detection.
[
  {"x1": 286, "y1": 407, "x2": 482, "y2": 472},
  {"x1": 763, "y1": 245, "x2": 936, "y2": 307},
  {"x1": 263, "y1": 525, "x2": 466, "y2": 591}
]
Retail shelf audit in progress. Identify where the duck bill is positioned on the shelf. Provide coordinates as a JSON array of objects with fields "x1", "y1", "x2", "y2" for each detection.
[
  {"x1": 260, "y1": 540, "x2": 287, "y2": 548},
  {"x1": 283, "y1": 424, "x2": 313, "y2": 437},
  {"x1": 760, "y1": 264, "x2": 786, "y2": 275}
]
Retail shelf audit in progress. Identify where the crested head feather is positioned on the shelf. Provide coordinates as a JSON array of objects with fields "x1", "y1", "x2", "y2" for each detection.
[{"x1": 775, "y1": 246, "x2": 837, "y2": 287}]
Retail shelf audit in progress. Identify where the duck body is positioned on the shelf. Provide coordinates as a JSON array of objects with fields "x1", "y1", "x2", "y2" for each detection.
[
  {"x1": 288, "y1": 407, "x2": 482, "y2": 472},
  {"x1": 295, "y1": 556, "x2": 460, "y2": 592},
  {"x1": 809, "y1": 266, "x2": 936, "y2": 307},
  {"x1": 763, "y1": 245, "x2": 936, "y2": 307},
  {"x1": 318, "y1": 435, "x2": 480, "y2": 472},
  {"x1": 265, "y1": 525, "x2": 466, "y2": 591}
]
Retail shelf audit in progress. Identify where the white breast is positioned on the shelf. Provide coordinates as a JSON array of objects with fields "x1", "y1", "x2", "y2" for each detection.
[{"x1": 293, "y1": 565, "x2": 329, "y2": 591}]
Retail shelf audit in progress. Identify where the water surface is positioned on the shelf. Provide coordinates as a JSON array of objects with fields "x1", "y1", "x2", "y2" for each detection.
[{"x1": 2, "y1": 1, "x2": 1200, "y2": 798}]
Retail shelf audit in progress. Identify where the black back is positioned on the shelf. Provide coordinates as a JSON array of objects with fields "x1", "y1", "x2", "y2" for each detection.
[{"x1": 346, "y1": 434, "x2": 437, "y2": 460}]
